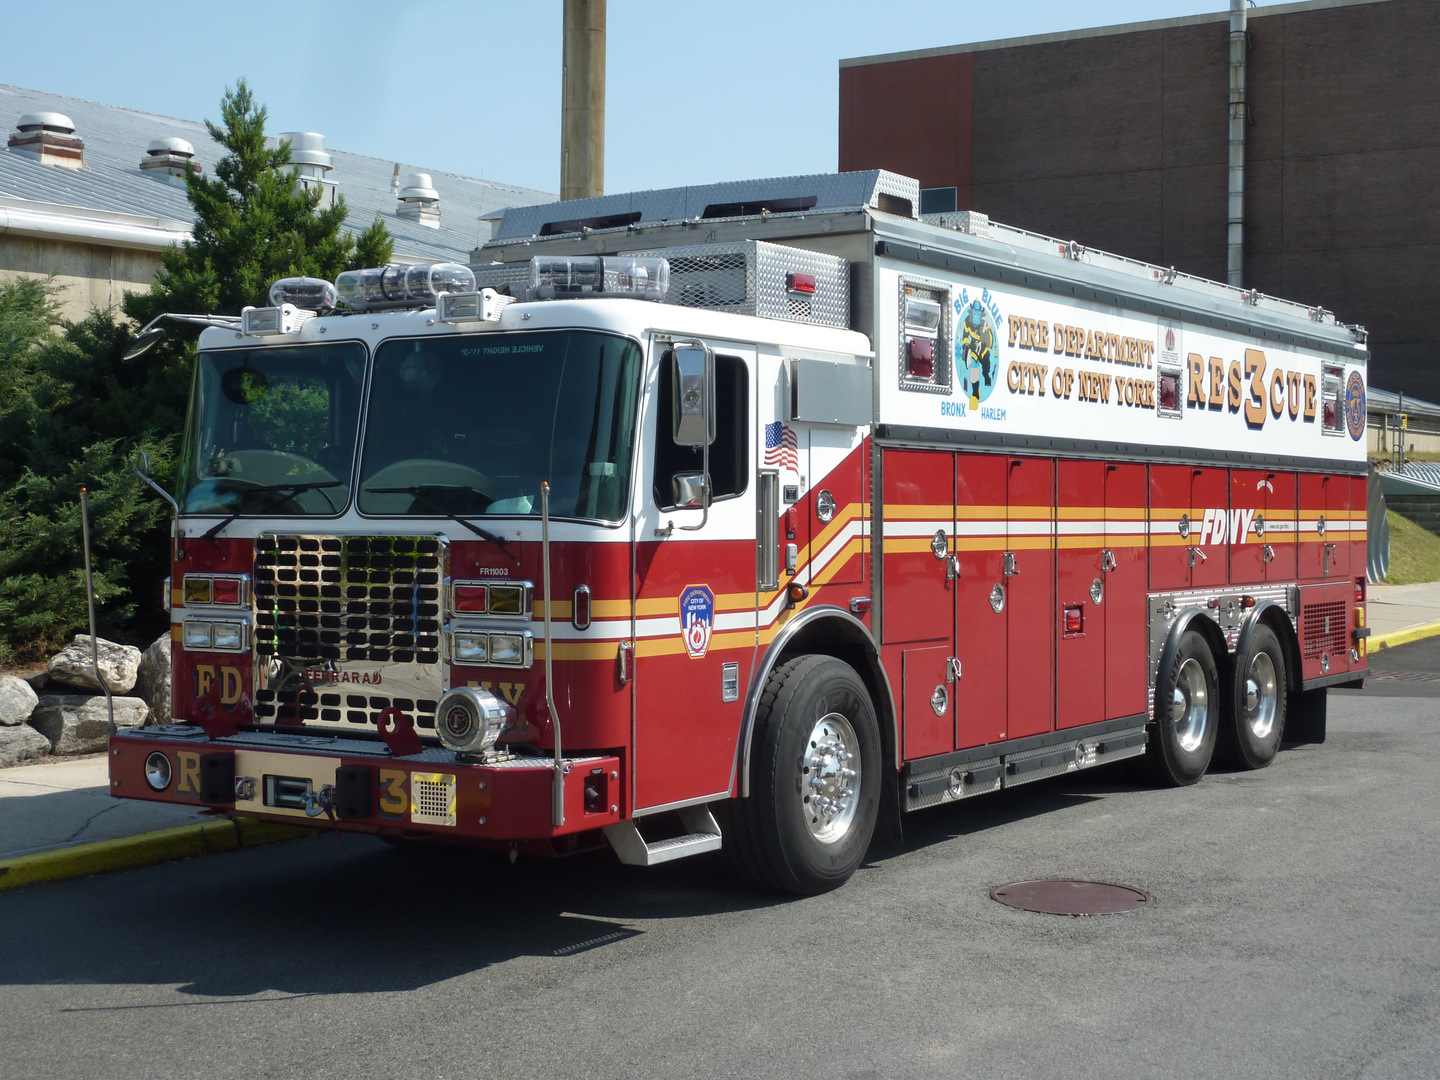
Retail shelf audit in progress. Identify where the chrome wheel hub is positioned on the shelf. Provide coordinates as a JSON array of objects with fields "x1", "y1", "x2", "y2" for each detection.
[
  {"x1": 802, "y1": 712, "x2": 860, "y2": 844},
  {"x1": 1243, "y1": 651, "x2": 1278, "y2": 740},
  {"x1": 1170, "y1": 657, "x2": 1210, "y2": 753}
]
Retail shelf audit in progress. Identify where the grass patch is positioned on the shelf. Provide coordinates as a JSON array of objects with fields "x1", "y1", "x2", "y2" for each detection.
[{"x1": 1384, "y1": 510, "x2": 1440, "y2": 584}]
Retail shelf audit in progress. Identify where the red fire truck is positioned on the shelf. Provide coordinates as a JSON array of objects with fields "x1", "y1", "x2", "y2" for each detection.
[{"x1": 113, "y1": 170, "x2": 1370, "y2": 894}]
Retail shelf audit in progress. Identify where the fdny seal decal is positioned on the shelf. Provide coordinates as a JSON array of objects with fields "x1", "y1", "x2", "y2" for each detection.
[
  {"x1": 1344, "y1": 370, "x2": 1366, "y2": 441},
  {"x1": 679, "y1": 585, "x2": 715, "y2": 659}
]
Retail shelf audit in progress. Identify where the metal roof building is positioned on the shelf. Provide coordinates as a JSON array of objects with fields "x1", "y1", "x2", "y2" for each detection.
[{"x1": 0, "y1": 83, "x2": 553, "y2": 319}]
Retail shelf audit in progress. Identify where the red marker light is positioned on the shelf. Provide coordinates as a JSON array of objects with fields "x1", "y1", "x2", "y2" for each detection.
[
  {"x1": 453, "y1": 584, "x2": 487, "y2": 613},
  {"x1": 786, "y1": 272, "x2": 817, "y2": 295},
  {"x1": 212, "y1": 578, "x2": 241, "y2": 605},
  {"x1": 1354, "y1": 576, "x2": 1366, "y2": 604},
  {"x1": 908, "y1": 338, "x2": 935, "y2": 379},
  {"x1": 1064, "y1": 606, "x2": 1083, "y2": 634}
]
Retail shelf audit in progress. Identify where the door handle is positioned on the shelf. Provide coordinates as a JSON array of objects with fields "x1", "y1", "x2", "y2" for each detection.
[
  {"x1": 1100, "y1": 548, "x2": 1116, "y2": 573},
  {"x1": 945, "y1": 656, "x2": 962, "y2": 683},
  {"x1": 1003, "y1": 551, "x2": 1018, "y2": 577},
  {"x1": 1188, "y1": 546, "x2": 1208, "y2": 568},
  {"x1": 1262, "y1": 543, "x2": 1275, "y2": 564},
  {"x1": 946, "y1": 554, "x2": 960, "y2": 581}
]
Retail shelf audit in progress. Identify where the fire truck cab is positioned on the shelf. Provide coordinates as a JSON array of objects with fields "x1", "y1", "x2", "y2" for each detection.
[{"x1": 112, "y1": 170, "x2": 1370, "y2": 894}]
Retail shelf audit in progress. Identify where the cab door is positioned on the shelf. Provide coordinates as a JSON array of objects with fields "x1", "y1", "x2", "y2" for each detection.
[{"x1": 632, "y1": 341, "x2": 757, "y2": 811}]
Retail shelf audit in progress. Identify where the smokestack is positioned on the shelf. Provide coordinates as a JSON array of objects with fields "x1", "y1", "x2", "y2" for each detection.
[
  {"x1": 1227, "y1": 0, "x2": 1247, "y2": 286},
  {"x1": 561, "y1": 0, "x2": 605, "y2": 201}
]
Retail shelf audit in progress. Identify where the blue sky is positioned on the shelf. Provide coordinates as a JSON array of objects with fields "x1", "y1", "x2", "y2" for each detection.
[{"x1": 7, "y1": 0, "x2": 1234, "y2": 195}]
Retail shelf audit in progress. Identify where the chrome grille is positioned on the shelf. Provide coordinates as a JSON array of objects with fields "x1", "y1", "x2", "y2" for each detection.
[
  {"x1": 253, "y1": 535, "x2": 443, "y2": 665},
  {"x1": 252, "y1": 688, "x2": 440, "y2": 730}
]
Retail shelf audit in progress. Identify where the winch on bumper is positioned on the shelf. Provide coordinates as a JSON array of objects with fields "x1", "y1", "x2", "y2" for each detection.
[{"x1": 110, "y1": 725, "x2": 621, "y2": 842}]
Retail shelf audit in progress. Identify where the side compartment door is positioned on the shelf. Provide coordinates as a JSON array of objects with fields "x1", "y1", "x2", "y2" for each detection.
[
  {"x1": 881, "y1": 449, "x2": 955, "y2": 761},
  {"x1": 1149, "y1": 465, "x2": 1193, "y2": 590},
  {"x1": 1299, "y1": 474, "x2": 1349, "y2": 580},
  {"x1": 1006, "y1": 456, "x2": 1054, "y2": 740},
  {"x1": 954, "y1": 453, "x2": 1008, "y2": 748},
  {"x1": 1056, "y1": 460, "x2": 1105, "y2": 731},
  {"x1": 1189, "y1": 466, "x2": 1229, "y2": 589},
  {"x1": 1105, "y1": 463, "x2": 1149, "y2": 721},
  {"x1": 1263, "y1": 471, "x2": 1298, "y2": 582}
]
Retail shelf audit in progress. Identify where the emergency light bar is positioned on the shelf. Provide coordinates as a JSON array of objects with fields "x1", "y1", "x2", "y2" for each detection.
[
  {"x1": 335, "y1": 262, "x2": 476, "y2": 312},
  {"x1": 528, "y1": 256, "x2": 669, "y2": 302},
  {"x1": 269, "y1": 276, "x2": 338, "y2": 311}
]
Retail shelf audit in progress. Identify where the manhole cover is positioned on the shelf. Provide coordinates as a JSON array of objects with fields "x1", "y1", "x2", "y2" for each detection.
[{"x1": 991, "y1": 879, "x2": 1152, "y2": 915}]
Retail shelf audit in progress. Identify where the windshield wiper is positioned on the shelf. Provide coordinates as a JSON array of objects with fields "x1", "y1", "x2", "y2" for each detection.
[
  {"x1": 364, "y1": 484, "x2": 519, "y2": 563},
  {"x1": 198, "y1": 480, "x2": 346, "y2": 542}
]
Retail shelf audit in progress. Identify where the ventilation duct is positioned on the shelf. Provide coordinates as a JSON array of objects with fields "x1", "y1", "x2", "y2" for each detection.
[
  {"x1": 278, "y1": 132, "x2": 337, "y2": 207},
  {"x1": 139, "y1": 137, "x2": 200, "y2": 186},
  {"x1": 397, "y1": 172, "x2": 441, "y2": 229},
  {"x1": 8, "y1": 112, "x2": 84, "y2": 169}
]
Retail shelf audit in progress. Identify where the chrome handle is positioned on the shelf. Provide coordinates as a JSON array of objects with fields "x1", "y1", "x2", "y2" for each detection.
[
  {"x1": 1262, "y1": 543, "x2": 1275, "y2": 564},
  {"x1": 1188, "y1": 546, "x2": 1208, "y2": 568},
  {"x1": 1003, "y1": 551, "x2": 1018, "y2": 577},
  {"x1": 946, "y1": 554, "x2": 960, "y2": 581},
  {"x1": 1100, "y1": 549, "x2": 1116, "y2": 573}
]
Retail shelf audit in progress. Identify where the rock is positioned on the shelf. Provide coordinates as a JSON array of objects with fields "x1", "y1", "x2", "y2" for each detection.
[
  {"x1": 0, "y1": 724, "x2": 50, "y2": 767},
  {"x1": 28, "y1": 694, "x2": 148, "y2": 755},
  {"x1": 47, "y1": 635, "x2": 141, "y2": 694},
  {"x1": 24, "y1": 670, "x2": 50, "y2": 693},
  {"x1": 134, "y1": 633, "x2": 172, "y2": 724},
  {"x1": 0, "y1": 674, "x2": 40, "y2": 726}
]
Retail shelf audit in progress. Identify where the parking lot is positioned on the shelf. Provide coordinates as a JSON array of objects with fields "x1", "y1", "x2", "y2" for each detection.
[{"x1": 2, "y1": 646, "x2": 1437, "y2": 1080}]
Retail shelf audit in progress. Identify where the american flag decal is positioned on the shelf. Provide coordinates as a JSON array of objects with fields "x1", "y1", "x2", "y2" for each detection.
[{"x1": 764, "y1": 421, "x2": 799, "y2": 472}]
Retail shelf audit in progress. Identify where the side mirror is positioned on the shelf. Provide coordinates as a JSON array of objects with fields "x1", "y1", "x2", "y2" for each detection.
[
  {"x1": 122, "y1": 326, "x2": 166, "y2": 364},
  {"x1": 670, "y1": 472, "x2": 707, "y2": 509},
  {"x1": 670, "y1": 343, "x2": 715, "y2": 447}
]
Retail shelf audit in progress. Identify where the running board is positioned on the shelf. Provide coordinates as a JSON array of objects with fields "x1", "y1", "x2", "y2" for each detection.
[
  {"x1": 903, "y1": 725, "x2": 1149, "y2": 812},
  {"x1": 603, "y1": 804, "x2": 723, "y2": 866}
]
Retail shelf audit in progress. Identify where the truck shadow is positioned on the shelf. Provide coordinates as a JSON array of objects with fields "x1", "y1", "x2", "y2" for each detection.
[{"x1": 0, "y1": 835, "x2": 772, "y2": 1000}]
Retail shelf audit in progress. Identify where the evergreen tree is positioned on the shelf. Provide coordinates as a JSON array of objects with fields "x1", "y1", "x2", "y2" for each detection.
[
  {"x1": 0, "y1": 82, "x2": 394, "y2": 661},
  {"x1": 125, "y1": 78, "x2": 392, "y2": 324}
]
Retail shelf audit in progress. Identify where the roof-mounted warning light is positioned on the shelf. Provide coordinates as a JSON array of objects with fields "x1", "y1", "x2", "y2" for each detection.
[
  {"x1": 335, "y1": 262, "x2": 476, "y2": 312},
  {"x1": 528, "y1": 256, "x2": 669, "y2": 302}
]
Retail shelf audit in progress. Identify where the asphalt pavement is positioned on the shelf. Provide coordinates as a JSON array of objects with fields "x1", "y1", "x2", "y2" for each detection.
[{"x1": 1, "y1": 640, "x2": 1437, "y2": 1080}]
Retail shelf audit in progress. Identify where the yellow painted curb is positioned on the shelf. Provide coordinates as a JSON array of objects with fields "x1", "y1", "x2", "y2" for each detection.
[
  {"x1": 1370, "y1": 619, "x2": 1440, "y2": 652},
  {"x1": 0, "y1": 817, "x2": 311, "y2": 893}
]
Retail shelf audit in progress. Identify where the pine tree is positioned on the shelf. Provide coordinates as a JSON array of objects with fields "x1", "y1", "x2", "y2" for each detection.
[{"x1": 125, "y1": 78, "x2": 392, "y2": 324}]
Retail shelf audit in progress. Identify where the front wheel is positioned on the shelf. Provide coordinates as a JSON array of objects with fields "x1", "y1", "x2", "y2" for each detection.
[
  {"x1": 1146, "y1": 628, "x2": 1219, "y2": 786},
  {"x1": 1223, "y1": 624, "x2": 1287, "y2": 769},
  {"x1": 723, "y1": 655, "x2": 881, "y2": 895}
]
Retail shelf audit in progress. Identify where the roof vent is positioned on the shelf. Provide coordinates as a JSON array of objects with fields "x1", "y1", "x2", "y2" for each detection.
[
  {"x1": 277, "y1": 132, "x2": 337, "y2": 207},
  {"x1": 8, "y1": 111, "x2": 84, "y2": 169},
  {"x1": 139, "y1": 136, "x2": 200, "y2": 186},
  {"x1": 397, "y1": 172, "x2": 441, "y2": 229}
]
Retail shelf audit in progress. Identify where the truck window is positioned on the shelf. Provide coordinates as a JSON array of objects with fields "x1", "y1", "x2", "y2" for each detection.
[{"x1": 654, "y1": 350, "x2": 748, "y2": 508}]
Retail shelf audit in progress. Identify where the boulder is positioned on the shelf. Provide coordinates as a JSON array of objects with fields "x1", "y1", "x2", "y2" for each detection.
[
  {"x1": 47, "y1": 635, "x2": 141, "y2": 694},
  {"x1": 24, "y1": 670, "x2": 50, "y2": 693},
  {"x1": 134, "y1": 632, "x2": 172, "y2": 724},
  {"x1": 0, "y1": 724, "x2": 50, "y2": 767},
  {"x1": 28, "y1": 694, "x2": 148, "y2": 755},
  {"x1": 0, "y1": 674, "x2": 40, "y2": 726}
]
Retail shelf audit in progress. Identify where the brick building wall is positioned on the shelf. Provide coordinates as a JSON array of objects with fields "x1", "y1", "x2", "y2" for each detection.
[{"x1": 840, "y1": 0, "x2": 1440, "y2": 401}]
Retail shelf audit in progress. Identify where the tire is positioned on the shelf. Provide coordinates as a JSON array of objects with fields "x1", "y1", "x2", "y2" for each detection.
[
  {"x1": 1224, "y1": 624, "x2": 1287, "y2": 769},
  {"x1": 1146, "y1": 628, "x2": 1219, "y2": 786},
  {"x1": 723, "y1": 655, "x2": 881, "y2": 895}
]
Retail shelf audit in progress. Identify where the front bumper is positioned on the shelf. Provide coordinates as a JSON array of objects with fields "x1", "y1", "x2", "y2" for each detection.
[{"x1": 110, "y1": 725, "x2": 621, "y2": 843}]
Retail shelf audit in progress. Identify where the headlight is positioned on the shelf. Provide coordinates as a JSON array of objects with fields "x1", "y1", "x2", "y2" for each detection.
[
  {"x1": 452, "y1": 631, "x2": 489, "y2": 663},
  {"x1": 144, "y1": 752, "x2": 172, "y2": 791},
  {"x1": 211, "y1": 621, "x2": 245, "y2": 650},
  {"x1": 489, "y1": 633, "x2": 524, "y2": 664},
  {"x1": 434, "y1": 687, "x2": 515, "y2": 754},
  {"x1": 183, "y1": 620, "x2": 214, "y2": 649}
]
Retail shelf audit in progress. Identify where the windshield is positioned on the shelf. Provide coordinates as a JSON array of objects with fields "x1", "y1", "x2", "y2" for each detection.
[
  {"x1": 178, "y1": 343, "x2": 366, "y2": 515},
  {"x1": 358, "y1": 331, "x2": 642, "y2": 522}
]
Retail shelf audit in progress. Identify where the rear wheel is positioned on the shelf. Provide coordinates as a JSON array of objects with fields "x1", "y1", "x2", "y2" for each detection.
[
  {"x1": 723, "y1": 655, "x2": 881, "y2": 895},
  {"x1": 1146, "y1": 629, "x2": 1219, "y2": 786},
  {"x1": 1224, "y1": 624, "x2": 1287, "y2": 769}
]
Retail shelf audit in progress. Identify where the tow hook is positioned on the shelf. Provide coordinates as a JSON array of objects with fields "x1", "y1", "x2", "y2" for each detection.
[{"x1": 304, "y1": 785, "x2": 337, "y2": 818}]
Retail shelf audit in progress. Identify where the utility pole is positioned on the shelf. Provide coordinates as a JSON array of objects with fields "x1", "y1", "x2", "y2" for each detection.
[{"x1": 561, "y1": 0, "x2": 605, "y2": 201}]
